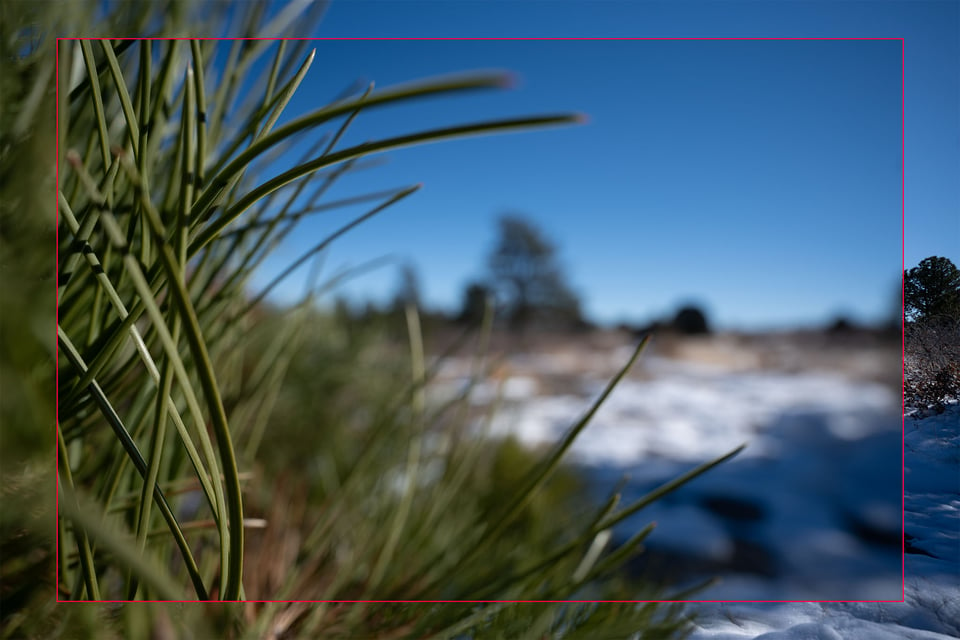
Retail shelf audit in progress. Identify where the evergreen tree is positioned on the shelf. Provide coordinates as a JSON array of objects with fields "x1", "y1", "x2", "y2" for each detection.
[
  {"x1": 487, "y1": 214, "x2": 583, "y2": 331},
  {"x1": 904, "y1": 256, "x2": 960, "y2": 324},
  {"x1": 457, "y1": 281, "x2": 492, "y2": 325}
]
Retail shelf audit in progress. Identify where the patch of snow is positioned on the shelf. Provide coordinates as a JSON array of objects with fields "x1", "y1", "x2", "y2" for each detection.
[
  {"x1": 437, "y1": 345, "x2": 957, "y2": 637},
  {"x1": 686, "y1": 404, "x2": 960, "y2": 639}
]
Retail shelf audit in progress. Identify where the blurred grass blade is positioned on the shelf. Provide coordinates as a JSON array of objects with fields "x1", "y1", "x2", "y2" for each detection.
[
  {"x1": 242, "y1": 184, "x2": 421, "y2": 312},
  {"x1": 598, "y1": 443, "x2": 747, "y2": 533},
  {"x1": 58, "y1": 484, "x2": 185, "y2": 601},
  {"x1": 57, "y1": 427, "x2": 101, "y2": 600},
  {"x1": 366, "y1": 301, "x2": 426, "y2": 593},
  {"x1": 475, "y1": 336, "x2": 650, "y2": 554}
]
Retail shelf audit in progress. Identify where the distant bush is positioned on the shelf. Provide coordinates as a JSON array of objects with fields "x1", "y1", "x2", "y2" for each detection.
[
  {"x1": 671, "y1": 305, "x2": 711, "y2": 335},
  {"x1": 827, "y1": 315, "x2": 856, "y2": 334},
  {"x1": 457, "y1": 280, "x2": 493, "y2": 326}
]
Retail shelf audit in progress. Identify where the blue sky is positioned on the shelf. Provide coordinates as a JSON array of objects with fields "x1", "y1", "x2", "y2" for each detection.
[{"x1": 247, "y1": 0, "x2": 957, "y2": 330}]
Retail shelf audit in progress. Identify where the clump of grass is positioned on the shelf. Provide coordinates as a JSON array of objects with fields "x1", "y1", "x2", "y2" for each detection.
[{"x1": 8, "y1": 1, "x2": 744, "y2": 637}]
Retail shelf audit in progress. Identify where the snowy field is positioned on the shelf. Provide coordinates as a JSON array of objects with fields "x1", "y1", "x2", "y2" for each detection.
[{"x1": 431, "y1": 338, "x2": 959, "y2": 638}]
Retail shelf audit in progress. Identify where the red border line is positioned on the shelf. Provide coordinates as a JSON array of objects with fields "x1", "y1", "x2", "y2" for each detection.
[
  {"x1": 55, "y1": 36, "x2": 908, "y2": 605},
  {"x1": 55, "y1": 36, "x2": 61, "y2": 603},
  {"x1": 900, "y1": 37, "x2": 907, "y2": 602}
]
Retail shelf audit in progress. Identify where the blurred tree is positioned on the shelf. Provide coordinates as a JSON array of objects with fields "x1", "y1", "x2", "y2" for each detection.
[
  {"x1": 457, "y1": 281, "x2": 493, "y2": 326},
  {"x1": 827, "y1": 315, "x2": 856, "y2": 334},
  {"x1": 389, "y1": 262, "x2": 422, "y2": 311},
  {"x1": 487, "y1": 214, "x2": 583, "y2": 331},
  {"x1": 672, "y1": 304, "x2": 711, "y2": 335},
  {"x1": 904, "y1": 256, "x2": 960, "y2": 324}
]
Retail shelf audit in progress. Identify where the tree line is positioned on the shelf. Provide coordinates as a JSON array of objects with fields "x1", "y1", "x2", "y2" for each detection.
[
  {"x1": 373, "y1": 214, "x2": 713, "y2": 335},
  {"x1": 343, "y1": 217, "x2": 960, "y2": 339}
]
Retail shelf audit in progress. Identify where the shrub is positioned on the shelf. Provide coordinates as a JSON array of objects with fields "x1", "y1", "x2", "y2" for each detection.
[
  {"x1": 904, "y1": 318, "x2": 960, "y2": 415},
  {"x1": 671, "y1": 305, "x2": 710, "y2": 335}
]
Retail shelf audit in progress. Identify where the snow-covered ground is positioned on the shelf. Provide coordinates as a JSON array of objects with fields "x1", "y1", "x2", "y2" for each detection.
[
  {"x1": 432, "y1": 340, "x2": 959, "y2": 638},
  {"x1": 685, "y1": 405, "x2": 958, "y2": 640}
]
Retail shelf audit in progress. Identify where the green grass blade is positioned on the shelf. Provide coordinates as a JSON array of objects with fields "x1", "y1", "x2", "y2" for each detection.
[
  {"x1": 597, "y1": 444, "x2": 747, "y2": 532},
  {"x1": 473, "y1": 335, "x2": 651, "y2": 558},
  {"x1": 193, "y1": 113, "x2": 581, "y2": 252},
  {"x1": 99, "y1": 40, "x2": 140, "y2": 158},
  {"x1": 255, "y1": 48, "x2": 315, "y2": 141},
  {"x1": 190, "y1": 71, "x2": 517, "y2": 219},
  {"x1": 189, "y1": 40, "x2": 208, "y2": 193},
  {"x1": 57, "y1": 157, "x2": 119, "y2": 301},
  {"x1": 217, "y1": 186, "x2": 411, "y2": 239},
  {"x1": 78, "y1": 40, "x2": 111, "y2": 171},
  {"x1": 580, "y1": 522, "x2": 656, "y2": 587},
  {"x1": 242, "y1": 184, "x2": 421, "y2": 312},
  {"x1": 110, "y1": 157, "x2": 244, "y2": 600},
  {"x1": 57, "y1": 191, "x2": 222, "y2": 527},
  {"x1": 137, "y1": 40, "x2": 153, "y2": 264}
]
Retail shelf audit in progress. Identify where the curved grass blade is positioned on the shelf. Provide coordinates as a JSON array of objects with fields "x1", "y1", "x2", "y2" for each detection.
[
  {"x1": 255, "y1": 48, "x2": 315, "y2": 142},
  {"x1": 597, "y1": 443, "x2": 746, "y2": 533},
  {"x1": 192, "y1": 113, "x2": 582, "y2": 252},
  {"x1": 58, "y1": 191, "x2": 222, "y2": 524},
  {"x1": 110, "y1": 157, "x2": 244, "y2": 600},
  {"x1": 190, "y1": 71, "x2": 517, "y2": 219},
  {"x1": 217, "y1": 186, "x2": 410, "y2": 239},
  {"x1": 198, "y1": 47, "x2": 317, "y2": 227}
]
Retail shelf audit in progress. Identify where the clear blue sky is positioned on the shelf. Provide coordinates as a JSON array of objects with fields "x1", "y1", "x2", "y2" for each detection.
[{"x1": 247, "y1": 0, "x2": 958, "y2": 330}]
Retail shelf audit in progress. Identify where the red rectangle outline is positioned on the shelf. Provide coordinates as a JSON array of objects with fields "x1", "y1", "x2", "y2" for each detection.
[{"x1": 55, "y1": 36, "x2": 908, "y2": 604}]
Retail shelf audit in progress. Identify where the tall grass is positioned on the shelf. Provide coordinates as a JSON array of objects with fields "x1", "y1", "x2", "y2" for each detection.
[{"x1": 4, "y1": 1, "x2": 742, "y2": 637}]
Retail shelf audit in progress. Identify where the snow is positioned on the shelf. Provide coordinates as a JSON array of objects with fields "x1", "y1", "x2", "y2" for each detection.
[{"x1": 435, "y1": 342, "x2": 960, "y2": 639}]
